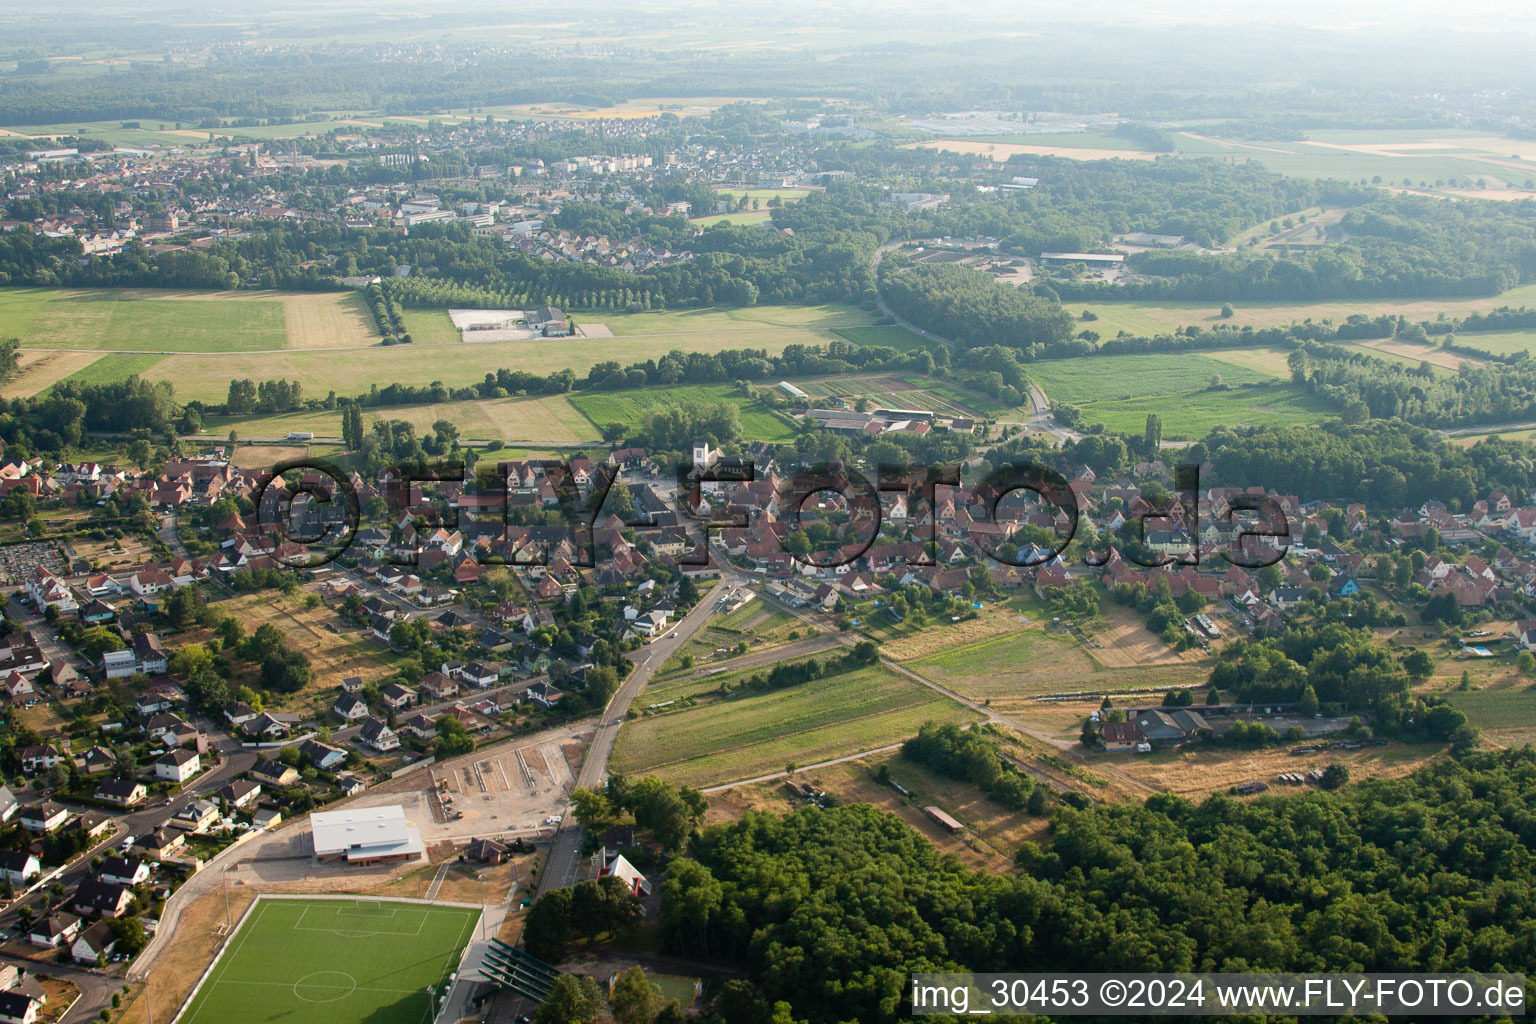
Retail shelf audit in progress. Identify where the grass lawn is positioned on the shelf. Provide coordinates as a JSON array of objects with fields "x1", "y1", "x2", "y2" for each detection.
[
  {"x1": 61, "y1": 353, "x2": 167, "y2": 386},
  {"x1": 692, "y1": 210, "x2": 775, "y2": 227},
  {"x1": 1072, "y1": 282, "x2": 1536, "y2": 339},
  {"x1": 612, "y1": 663, "x2": 980, "y2": 787},
  {"x1": 177, "y1": 897, "x2": 478, "y2": 1024},
  {"x1": 594, "y1": 303, "x2": 876, "y2": 337},
  {"x1": 569, "y1": 384, "x2": 797, "y2": 441},
  {"x1": 833, "y1": 324, "x2": 936, "y2": 353},
  {"x1": 1078, "y1": 384, "x2": 1334, "y2": 436},
  {"x1": 398, "y1": 310, "x2": 462, "y2": 345},
  {"x1": 0, "y1": 287, "x2": 380, "y2": 353},
  {"x1": 139, "y1": 329, "x2": 846, "y2": 404},
  {"x1": 0, "y1": 287, "x2": 286, "y2": 352},
  {"x1": 1026, "y1": 352, "x2": 1275, "y2": 403},
  {"x1": 1450, "y1": 330, "x2": 1536, "y2": 357},
  {"x1": 1022, "y1": 351, "x2": 1334, "y2": 436},
  {"x1": 1445, "y1": 687, "x2": 1536, "y2": 732}
]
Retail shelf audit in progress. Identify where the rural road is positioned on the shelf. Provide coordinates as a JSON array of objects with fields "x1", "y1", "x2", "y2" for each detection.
[{"x1": 534, "y1": 580, "x2": 732, "y2": 897}]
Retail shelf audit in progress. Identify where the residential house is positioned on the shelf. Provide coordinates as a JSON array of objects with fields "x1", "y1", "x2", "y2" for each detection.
[
  {"x1": 380, "y1": 683, "x2": 417, "y2": 710},
  {"x1": 96, "y1": 778, "x2": 147, "y2": 807},
  {"x1": 215, "y1": 779, "x2": 262, "y2": 810},
  {"x1": 19, "y1": 801, "x2": 70, "y2": 833},
  {"x1": 168, "y1": 799, "x2": 219, "y2": 832},
  {"x1": 135, "y1": 829, "x2": 186, "y2": 860},
  {"x1": 28, "y1": 912, "x2": 81, "y2": 948},
  {"x1": 0, "y1": 849, "x2": 41, "y2": 886},
  {"x1": 298, "y1": 738, "x2": 347, "y2": 771},
  {"x1": 249, "y1": 757, "x2": 300, "y2": 788},
  {"x1": 1099, "y1": 721, "x2": 1143, "y2": 752},
  {"x1": 71, "y1": 920, "x2": 117, "y2": 965},
  {"x1": 72, "y1": 877, "x2": 133, "y2": 919},
  {"x1": 0, "y1": 990, "x2": 41, "y2": 1024},
  {"x1": 359, "y1": 718, "x2": 399, "y2": 752},
  {"x1": 97, "y1": 855, "x2": 151, "y2": 887},
  {"x1": 152, "y1": 748, "x2": 201, "y2": 784}
]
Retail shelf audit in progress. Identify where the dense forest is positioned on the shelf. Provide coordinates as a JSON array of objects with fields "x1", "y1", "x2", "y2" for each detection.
[{"x1": 661, "y1": 750, "x2": 1536, "y2": 1023}]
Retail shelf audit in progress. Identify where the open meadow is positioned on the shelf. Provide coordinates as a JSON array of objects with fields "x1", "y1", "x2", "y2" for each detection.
[
  {"x1": 1022, "y1": 351, "x2": 1333, "y2": 436},
  {"x1": 0, "y1": 287, "x2": 378, "y2": 352},
  {"x1": 611, "y1": 663, "x2": 980, "y2": 788},
  {"x1": 569, "y1": 383, "x2": 797, "y2": 440},
  {"x1": 910, "y1": 127, "x2": 1536, "y2": 186},
  {"x1": 1073, "y1": 282, "x2": 1536, "y2": 339}
]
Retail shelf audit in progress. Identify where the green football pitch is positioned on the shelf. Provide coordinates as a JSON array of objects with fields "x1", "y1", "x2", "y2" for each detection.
[{"x1": 177, "y1": 898, "x2": 480, "y2": 1024}]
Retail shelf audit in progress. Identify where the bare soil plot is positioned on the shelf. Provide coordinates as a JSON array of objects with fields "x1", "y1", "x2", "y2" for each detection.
[
  {"x1": 879, "y1": 610, "x2": 1032, "y2": 661},
  {"x1": 1351, "y1": 336, "x2": 1485, "y2": 371},
  {"x1": 1083, "y1": 607, "x2": 1207, "y2": 669},
  {"x1": 906, "y1": 140, "x2": 1159, "y2": 162},
  {"x1": 0, "y1": 350, "x2": 104, "y2": 397},
  {"x1": 1098, "y1": 741, "x2": 1444, "y2": 798}
]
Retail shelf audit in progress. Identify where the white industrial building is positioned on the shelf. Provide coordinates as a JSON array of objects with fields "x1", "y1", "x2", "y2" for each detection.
[{"x1": 309, "y1": 805, "x2": 424, "y2": 867}]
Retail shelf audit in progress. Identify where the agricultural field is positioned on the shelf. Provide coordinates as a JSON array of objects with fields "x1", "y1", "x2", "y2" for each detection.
[
  {"x1": 1446, "y1": 687, "x2": 1536, "y2": 745},
  {"x1": 1443, "y1": 330, "x2": 1536, "y2": 357},
  {"x1": 594, "y1": 302, "x2": 876, "y2": 337},
  {"x1": 398, "y1": 309, "x2": 463, "y2": 346},
  {"x1": 797, "y1": 372, "x2": 993, "y2": 417},
  {"x1": 691, "y1": 210, "x2": 776, "y2": 227},
  {"x1": 0, "y1": 287, "x2": 379, "y2": 354},
  {"x1": 0, "y1": 350, "x2": 111, "y2": 397},
  {"x1": 833, "y1": 324, "x2": 934, "y2": 353},
  {"x1": 905, "y1": 625, "x2": 1197, "y2": 716},
  {"x1": 1073, "y1": 282, "x2": 1536, "y2": 339},
  {"x1": 658, "y1": 601, "x2": 810, "y2": 676},
  {"x1": 213, "y1": 393, "x2": 598, "y2": 444},
  {"x1": 611, "y1": 663, "x2": 981, "y2": 788},
  {"x1": 1171, "y1": 128, "x2": 1536, "y2": 186},
  {"x1": 1023, "y1": 352, "x2": 1333, "y2": 436},
  {"x1": 177, "y1": 898, "x2": 478, "y2": 1024},
  {"x1": 134, "y1": 333, "x2": 794, "y2": 404},
  {"x1": 569, "y1": 384, "x2": 797, "y2": 441},
  {"x1": 61, "y1": 353, "x2": 169, "y2": 386}
]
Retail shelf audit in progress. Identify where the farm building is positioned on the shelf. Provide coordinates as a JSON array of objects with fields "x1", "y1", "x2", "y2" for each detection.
[
  {"x1": 923, "y1": 805, "x2": 964, "y2": 834},
  {"x1": 309, "y1": 805, "x2": 424, "y2": 867},
  {"x1": 777, "y1": 381, "x2": 809, "y2": 400}
]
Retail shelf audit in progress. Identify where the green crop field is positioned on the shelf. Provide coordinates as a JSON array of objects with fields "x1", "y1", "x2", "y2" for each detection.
[
  {"x1": 1444, "y1": 687, "x2": 1536, "y2": 731},
  {"x1": 691, "y1": 210, "x2": 775, "y2": 227},
  {"x1": 1074, "y1": 282, "x2": 1536, "y2": 339},
  {"x1": 177, "y1": 897, "x2": 478, "y2": 1024},
  {"x1": 1026, "y1": 352, "x2": 1275, "y2": 403},
  {"x1": 833, "y1": 324, "x2": 935, "y2": 353},
  {"x1": 135, "y1": 331, "x2": 827, "y2": 404},
  {"x1": 611, "y1": 664, "x2": 979, "y2": 787},
  {"x1": 0, "y1": 287, "x2": 286, "y2": 352},
  {"x1": 569, "y1": 384, "x2": 797, "y2": 441},
  {"x1": 1025, "y1": 352, "x2": 1333, "y2": 437},
  {"x1": 0, "y1": 287, "x2": 381, "y2": 354},
  {"x1": 1449, "y1": 330, "x2": 1536, "y2": 357},
  {"x1": 61, "y1": 353, "x2": 167, "y2": 386},
  {"x1": 398, "y1": 310, "x2": 462, "y2": 346}
]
